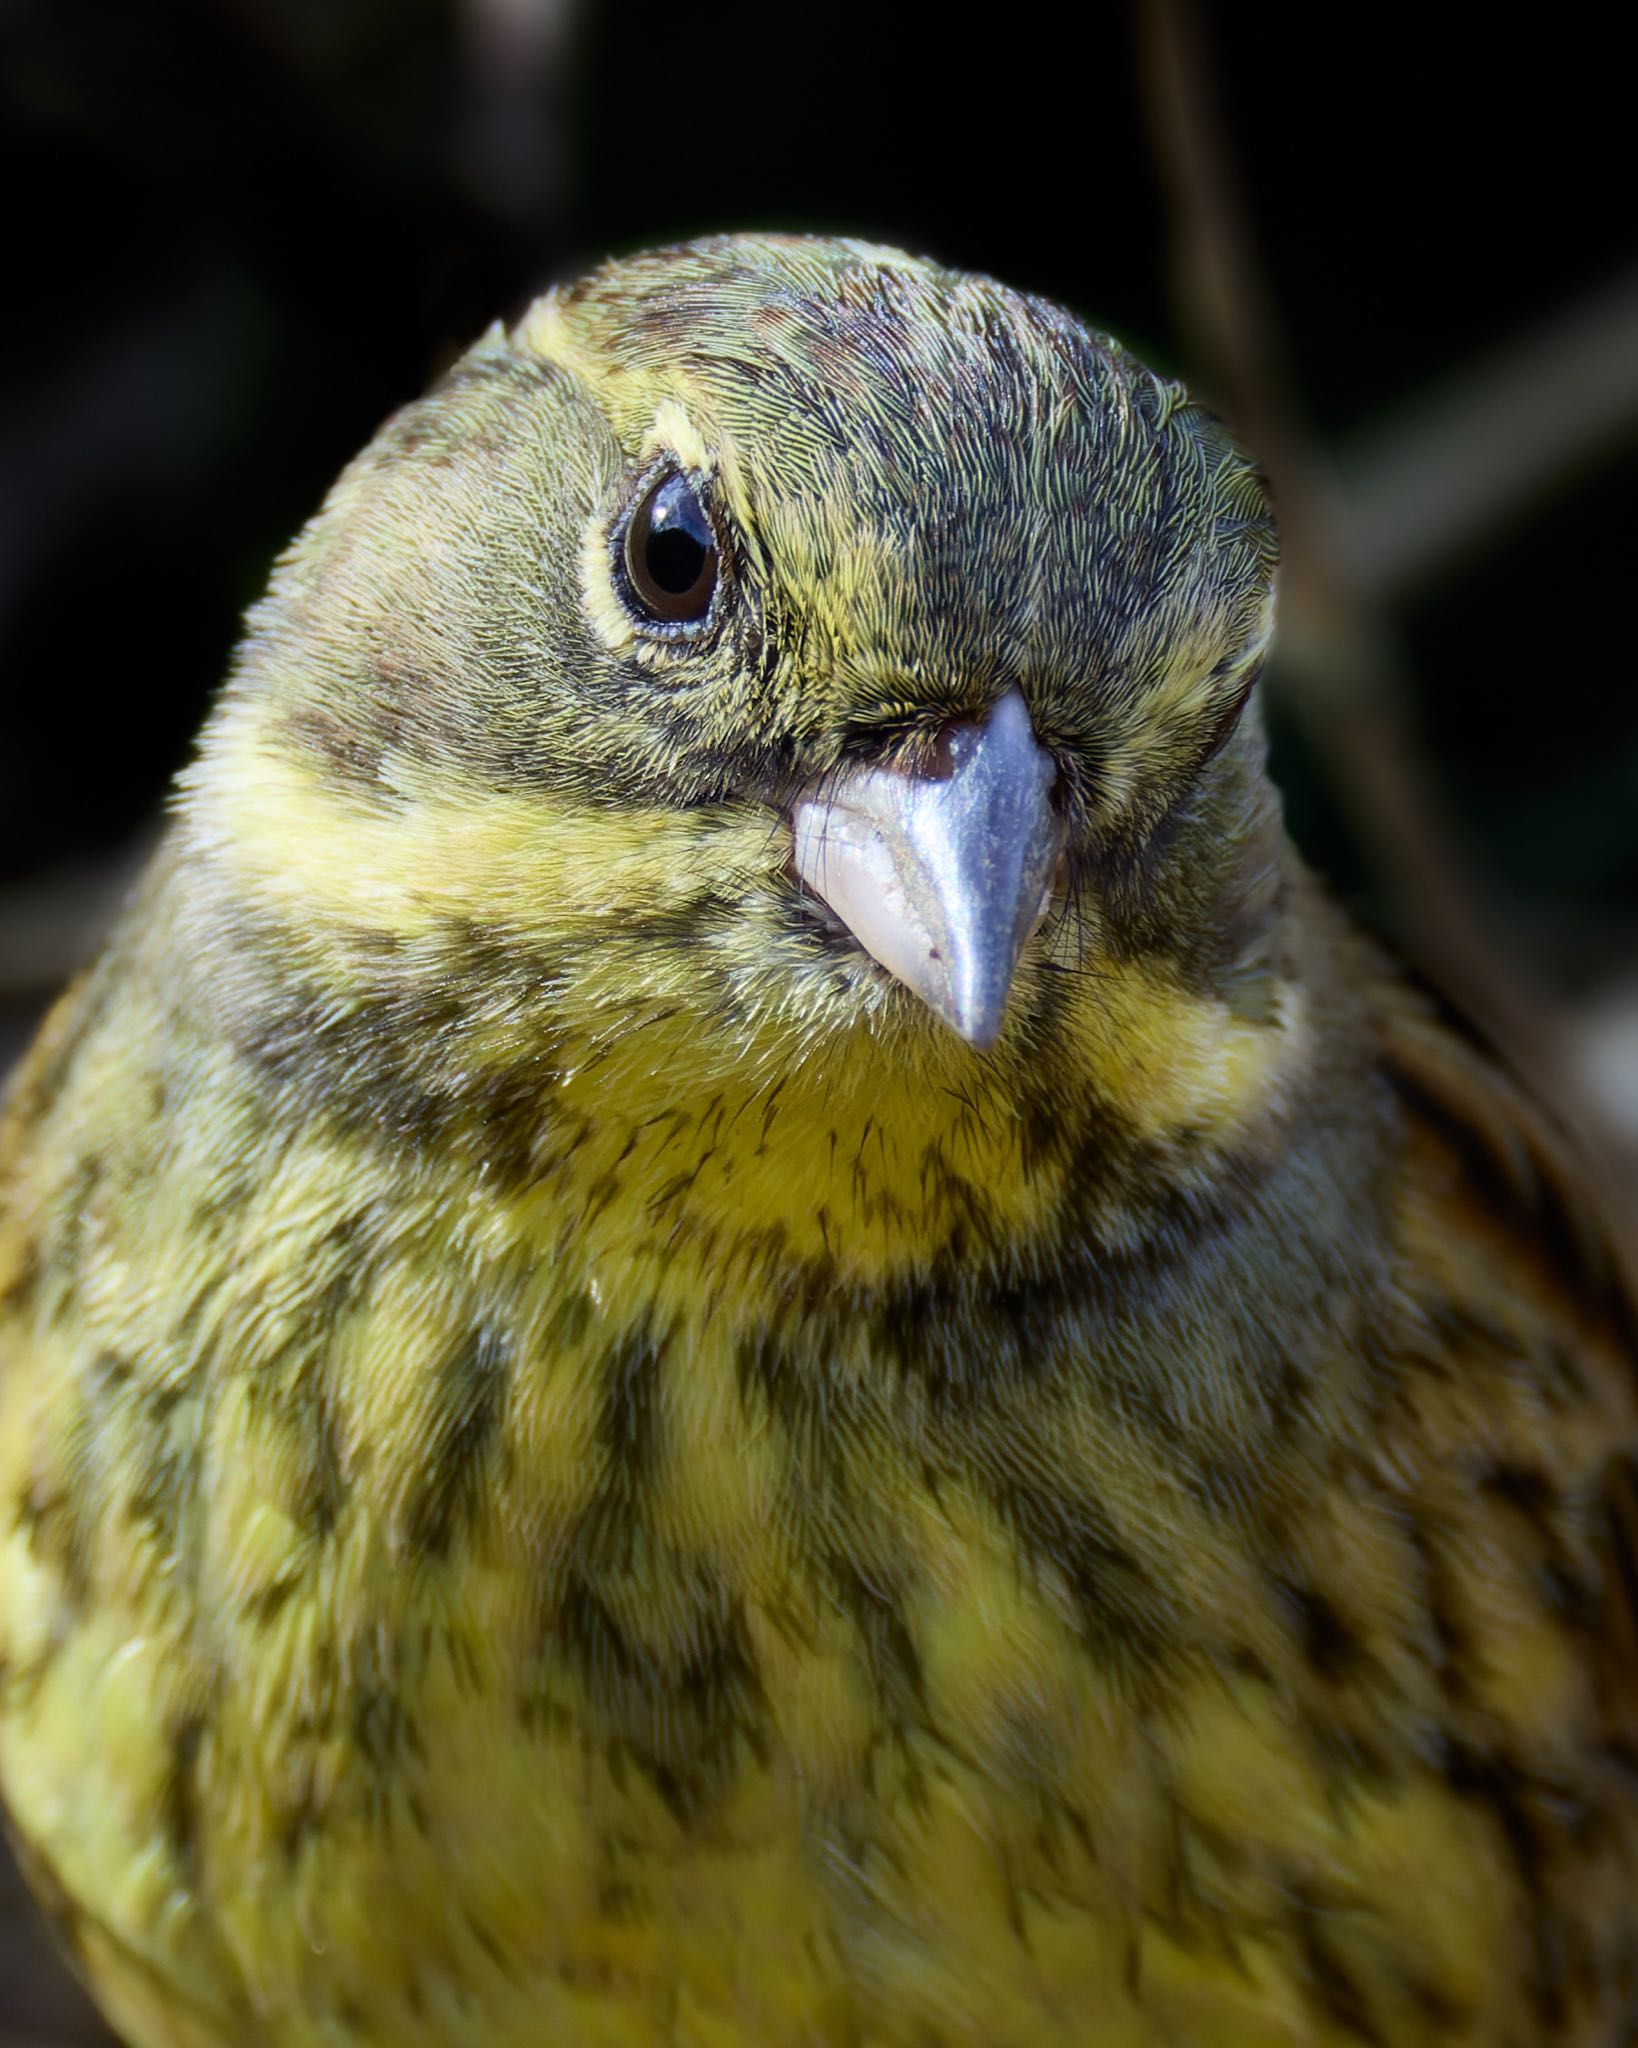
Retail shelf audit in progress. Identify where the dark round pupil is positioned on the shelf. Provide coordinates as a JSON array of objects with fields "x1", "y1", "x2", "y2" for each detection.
[
  {"x1": 645, "y1": 479, "x2": 713, "y2": 594},
  {"x1": 624, "y1": 471, "x2": 718, "y2": 624}
]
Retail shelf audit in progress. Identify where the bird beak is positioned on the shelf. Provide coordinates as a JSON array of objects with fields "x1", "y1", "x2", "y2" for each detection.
[{"x1": 791, "y1": 688, "x2": 1065, "y2": 1049}]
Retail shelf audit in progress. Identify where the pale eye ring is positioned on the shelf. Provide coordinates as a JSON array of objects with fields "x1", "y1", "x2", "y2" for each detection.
[{"x1": 620, "y1": 469, "x2": 720, "y2": 626}]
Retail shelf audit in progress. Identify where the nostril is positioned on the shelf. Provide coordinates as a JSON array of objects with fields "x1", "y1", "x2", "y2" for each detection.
[
  {"x1": 840, "y1": 689, "x2": 1052, "y2": 784},
  {"x1": 930, "y1": 690, "x2": 1053, "y2": 784},
  {"x1": 926, "y1": 718, "x2": 975, "y2": 779}
]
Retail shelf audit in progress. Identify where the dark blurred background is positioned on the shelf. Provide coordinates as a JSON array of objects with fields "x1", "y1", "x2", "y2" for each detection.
[{"x1": 2, "y1": 1, "x2": 1636, "y2": 2037}]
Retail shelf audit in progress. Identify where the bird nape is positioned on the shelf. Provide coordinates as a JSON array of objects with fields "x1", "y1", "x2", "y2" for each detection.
[{"x1": 1, "y1": 234, "x2": 1635, "y2": 2048}]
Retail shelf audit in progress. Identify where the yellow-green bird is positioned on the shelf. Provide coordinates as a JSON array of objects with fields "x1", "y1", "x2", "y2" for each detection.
[{"x1": 2, "y1": 234, "x2": 1636, "y2": 2048}]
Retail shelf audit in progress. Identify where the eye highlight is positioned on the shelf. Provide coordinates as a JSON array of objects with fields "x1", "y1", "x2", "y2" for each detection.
[{"x1": 621, "y1": 469, "x2": 720, "y2": 626}]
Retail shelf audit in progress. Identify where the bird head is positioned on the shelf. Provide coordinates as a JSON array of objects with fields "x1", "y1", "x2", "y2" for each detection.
[{"x1": 179, "y1": 235, "x2": 1285, "y2": 1139}]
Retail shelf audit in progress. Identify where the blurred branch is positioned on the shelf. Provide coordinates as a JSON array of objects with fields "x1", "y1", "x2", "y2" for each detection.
[
  {"x1": 1135, "y1": 0, "x2": 1635, "y2": 1207},
  {"x1": 1341, "y1": 263, "x2": 1638, "y2": 603},
  {"x1": 457, "y1": 0, "x2": 576, "y2": 225},
  {"x1": 1576, "y1": 981, "x2": 1638, "y2": 1147}
]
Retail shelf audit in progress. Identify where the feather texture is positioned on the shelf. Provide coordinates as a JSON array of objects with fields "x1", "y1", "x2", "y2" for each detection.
[{"x1": 2, "y1": 235, "x2": 1635, "y2": 2047}]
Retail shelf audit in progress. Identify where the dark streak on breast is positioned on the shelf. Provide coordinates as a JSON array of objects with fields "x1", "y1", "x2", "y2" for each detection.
[{"x1": 406, "y1": 1324, "x2": 513, "y2": 1559}]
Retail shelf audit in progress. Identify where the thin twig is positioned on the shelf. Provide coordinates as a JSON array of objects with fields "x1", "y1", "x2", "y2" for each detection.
[
  {"x1": 1135, "y1": 0, "x2": 1569, "y2": 1084},
  {"x1": 456, "y1": 0, "x2": 576, "y2": 225},
  {"x1": 1338, "y1": 263, "x2": 1638, "y2": 603}
]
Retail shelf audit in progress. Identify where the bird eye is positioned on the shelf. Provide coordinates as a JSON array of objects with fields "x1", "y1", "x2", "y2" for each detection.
[{"x1": 622, "y1": 470, "x2": 720, "y2": 625}]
